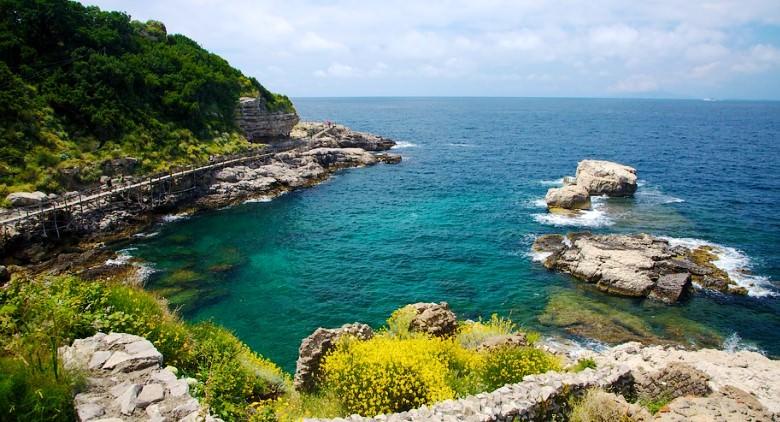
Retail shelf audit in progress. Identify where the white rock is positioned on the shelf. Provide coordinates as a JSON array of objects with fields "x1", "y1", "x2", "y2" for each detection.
[
  {"x1": 575, "y1": 160, "x2": 638, "y2": 197},
  {"x1": 6, "y1": 191, "x2": 47, "y2": 207},
  {"x1": 76, "y1": 402, "x2": 105, "y2": 421},
  {"x1": 116, "y1": 383, "x2": 141, "y2": 415},
  {"x1": 136, "y1": 383, "x2": 165, "y2": 408}
]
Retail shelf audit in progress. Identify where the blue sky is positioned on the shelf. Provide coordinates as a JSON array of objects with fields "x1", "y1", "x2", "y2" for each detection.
[{"x1": 81, "y1": 1, "x2": 780, "y2": 99}]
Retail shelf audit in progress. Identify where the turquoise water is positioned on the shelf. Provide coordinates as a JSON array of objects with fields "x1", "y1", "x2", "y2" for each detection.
[{"x1": 125, "y1": 98, "x2": 780, "y2": 372}]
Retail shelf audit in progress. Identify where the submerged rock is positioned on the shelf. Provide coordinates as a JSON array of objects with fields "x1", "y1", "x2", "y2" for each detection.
[
  {"x1": 545, "y1": 184, "x2": 591, "y2": 211},
  {"x1": 532, "y1": 233, "x2": 742, "y2": 301},
  {"x1": 575, "y1": 160, "x2": 638, "y2": 197},
  {"x1": 293, "y1": 323, "x2": 374, "y2": 392}
]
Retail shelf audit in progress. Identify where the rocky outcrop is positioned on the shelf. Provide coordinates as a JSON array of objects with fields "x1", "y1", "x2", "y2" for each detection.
[
  {"x1": 545, "y1": 184, "x2": 591, "y2": 211},
  {"x1": 594, "y1": 342, "x2": 780, "y2": 415},
  {"x1": 236, "y1": 97, "x2": 299, "y2": 140},
  {"x1": 6, "y1": 191, "x2": 47, "y2": 207},
  {"x1": 575, "y1": 160, "x2": 638, "y2": 197},
  {"x1": 531, "y1": 233, "x2": 748, "y2": 301},
  {"x1": 60, "y1": 332, "x2": 222, "y2": 422},
  {"x1": 659, "y1": 385, "x2": 775, "y2": 421},
  {"x1": 408, "y1": 302, "x2": 458, "y2": 337},
  {"x1": 293, "y1": 323, "x2": 374, "y2": 393},
  {"x1": 296, "y1": 122, "x2": 396, "y2": 151}
]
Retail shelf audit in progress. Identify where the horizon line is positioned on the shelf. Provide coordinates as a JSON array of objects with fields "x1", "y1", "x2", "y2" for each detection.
[{"x1": 288, "y1": 95, "x2": 780, "y2": 102}]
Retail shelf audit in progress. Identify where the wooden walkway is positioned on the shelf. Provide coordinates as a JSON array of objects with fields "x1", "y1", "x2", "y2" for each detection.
[{"x1": 0, "y1": 138, "x2": 307, "y2": 239}]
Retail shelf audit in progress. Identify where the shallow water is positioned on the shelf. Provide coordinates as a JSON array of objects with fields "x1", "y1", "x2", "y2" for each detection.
[{"x1": 125, "y1": 98, "x2": 780, "y2": 372}]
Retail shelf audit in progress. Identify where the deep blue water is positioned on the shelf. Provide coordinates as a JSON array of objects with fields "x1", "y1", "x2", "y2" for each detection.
[{"x1": 126, "y1": 98, "x2": 780, "y2": 372}]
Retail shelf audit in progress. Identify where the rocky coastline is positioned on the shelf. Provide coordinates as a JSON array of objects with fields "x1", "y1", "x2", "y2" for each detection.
[{"x1": 0, "y1": 121, "x2": 401, "y2": 276}]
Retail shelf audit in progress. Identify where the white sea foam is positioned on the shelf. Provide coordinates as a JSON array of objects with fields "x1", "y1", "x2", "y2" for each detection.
[
  {"x1": 526, "y1": 250, "x2": 552, "y2": 263},
  {"x1": 661, "y1": 236, "x2": 777, "y2": 298},
  {"x1": 392, "y1": 141, "x2": 417, "y2": 149},
  {"x1": 722, "y1": 332, "x2": 766, "y2": 355},
  {"x1": 635, "y1": 183, "x2": 685, "y2": 205},
  {"x1": 243, "y1": 196, "x2": 273, "y2": 204},
  {"x1": 162, "y1": 212, "x2": 190, "y2": 222},
  {"x1": 532, "y1": 197, "x2": 614, "y2": 228},
  {"x1": 539, "y1": 178, "x2": 564, "y2": 186},
  {"x1": 446, "y1": 142, "x2": 475, "y2": 147},
  {"x1": 105, "y1": 248, "x2": 156, "y2": 282},
  {"x1": 132, "y1": 231, "x2": 159, "y2": 239},
  {"x1": 529, "y1": 198, "x2": 547, "y2": 208}
]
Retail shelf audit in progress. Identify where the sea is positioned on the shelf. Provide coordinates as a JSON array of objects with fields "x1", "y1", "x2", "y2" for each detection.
[{"x1": 119, "y1": 98, "x2": 780, "y2": 372}]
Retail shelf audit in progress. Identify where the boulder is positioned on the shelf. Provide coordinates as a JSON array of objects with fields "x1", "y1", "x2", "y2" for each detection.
[
  {"x1": 293, "y1": 323, "x2": 374, "y2": 392},
  {"x1": 302, "y1": 147, "x2": 377, "y2": 168},
  {"x1": 575, "y1": 160, "x2": 638, "y2": 197},
  {"x1": 648, "y1": 273, "x2": 691, "y2": 303},
  {"x1": 545, "y1": 184, "x2": 591, "y2": 211},
  {"x1": 6, "y1": 191, "x2": 47, "y2": 207},
  {"x1": 408, "y1": 302, "x2": 458, "y2": 337}
]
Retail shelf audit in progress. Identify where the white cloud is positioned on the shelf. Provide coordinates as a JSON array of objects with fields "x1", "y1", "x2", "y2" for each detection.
[
  {"x1": 609, "y1": 74, "x2": 659, "y2": 93},
  {"x1": 80, "y1": 0, "x2": 780, "y2": 98}
]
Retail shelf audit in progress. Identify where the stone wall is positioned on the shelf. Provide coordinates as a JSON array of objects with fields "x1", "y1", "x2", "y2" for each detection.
[
  {"x1": 60, "y1": 332, "x2": 222, "y2": 422},
  {"x1": 235, "y1": 96, "x2": 299, "y2": 140},
  {"x1": 306, "y1": 365, "x2": 633, "y2": 422}
]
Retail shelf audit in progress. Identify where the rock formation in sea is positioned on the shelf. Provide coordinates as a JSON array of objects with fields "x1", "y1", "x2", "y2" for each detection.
[
  {"x1": 545, "y1": 184, "x2": 592, "y2": 212},
  {"x1": 575, "y1": 159, "x2": 638, "y2": 197},
  {"x1": 532, "y1": 232, "x2": 748, "y2": 302},
  {"x1": 542, "y1": 159, "x2": 636, "y2": 212},
  {"x1": 235, "y1": 96, "x2": 299, "y2": 140}
]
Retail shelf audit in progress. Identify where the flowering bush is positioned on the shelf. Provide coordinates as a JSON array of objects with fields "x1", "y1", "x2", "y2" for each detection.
[
  {"x1": 481, "y1": 345, "x2": 561, "y2": 390},
  {"x1": 320, "y1": 335, "x2": 476, "y2": 415}
]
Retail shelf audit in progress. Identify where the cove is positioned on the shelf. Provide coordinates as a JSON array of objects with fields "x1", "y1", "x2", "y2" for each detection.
[{"x1": 126, "y1": 98, "x2": 780, "y2": 372}]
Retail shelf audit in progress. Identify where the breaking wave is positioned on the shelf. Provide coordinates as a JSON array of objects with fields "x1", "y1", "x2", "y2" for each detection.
[{"x1": 661, "y1": 237, "x2": 777, "y2": 298}]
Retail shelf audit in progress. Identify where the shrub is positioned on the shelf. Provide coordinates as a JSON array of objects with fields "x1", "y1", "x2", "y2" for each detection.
[
  {"x1": 571, "y1": 358, "x2": 597, "y2": 372},
  {"x1": 189, "y1": 322, "x2": 289, "y2": 420},
  {"x1": 456, "y1": 314, "x2": 516, "y2": 349},
  {"x1": 569, "y1": 389, "x2": 646, "y2": 422},
  {"x1": 320, "y1": 335, "x2": 471, "y2": 416},
  {"x1": 480, "y1": 346, "x2": 561, "y2": 391},
  {"x1": 0, "y1": 357, "x2": 81, "y2": 421},
  {"x1": 385, "y1": 305, "x2": 417, "y2": 339}
]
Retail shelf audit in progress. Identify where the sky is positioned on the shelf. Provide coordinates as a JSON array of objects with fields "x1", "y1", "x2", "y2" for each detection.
[{"x1": 80, "y1": 1, "x2": 780, "y2": 99}]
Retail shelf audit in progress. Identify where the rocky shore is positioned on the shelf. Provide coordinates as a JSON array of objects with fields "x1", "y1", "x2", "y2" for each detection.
[
  {"x1": 0, "y1": 121, "x2": 401, "y2": 273},
  {"x1": 532, "y1": 232, "x2": 749, "y2": 302}
]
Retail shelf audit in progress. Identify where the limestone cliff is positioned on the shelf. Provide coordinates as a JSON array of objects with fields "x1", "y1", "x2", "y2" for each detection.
[{"x1": 235, "y1": 97, "x2": 299, "y2": 140}]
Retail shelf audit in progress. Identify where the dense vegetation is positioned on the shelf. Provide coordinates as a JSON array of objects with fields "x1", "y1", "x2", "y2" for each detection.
[
  {"x1": 0, "y1": 269, "x2": 566, "y2": 421},
  {"x1": 0, "y1": 274, "x2": 288, "y2": 421},
  {"x1": 0, "y1": 0, "x2": 294, "y2": 198}
]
